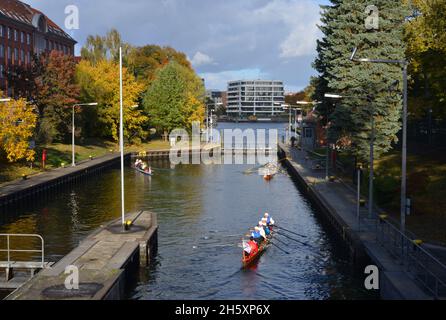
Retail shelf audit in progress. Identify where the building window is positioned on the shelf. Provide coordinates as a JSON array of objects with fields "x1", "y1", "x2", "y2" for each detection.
[
  {"x1": 0, "y1": 25, "x2": 4, "y2": 38},
  {"x1": 27, "y1": 33, "x2": 31, "y2": 45},
  {"x1": 7, "y1": 27, "x2": 11, "y2": 39},
  {"x1": 21, "y1": 31, "x2": 25, "y2": 43},
  {"x1": 0, "y1": 45, "x2": 4, "y2": 58},
  {"x1": 7, "y1": 47, "x2": 11, "y2": 61},
  {"x1": 14, "y1": 29, "x2": 18, "y2": 42},
  {"x1": 14, "y1": 48, "x2": 18, "y2": 63},
  {"x1": 0, "y1": 65, "x2": 4, "y2": 78},
  {"x1": 21, "y1": 49, "x2": 24, "y2": 63}
]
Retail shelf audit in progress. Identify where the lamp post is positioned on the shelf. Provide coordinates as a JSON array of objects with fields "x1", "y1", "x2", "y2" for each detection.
[
  {"x1": 71, "y1": 102, "x2": 98, "y2": 167},
  {"x1": 356, "y1": 163, "x2": 362, "y2": 230},
  {"x1": 350, "y1": 47, "x2": 409, "y2": 234},
  {"x1": 321, "y1": 95, "x2": 338, "y2": 180},
  {"x1": 325, "y1": 92, "x2": 375, "y2": 215}
]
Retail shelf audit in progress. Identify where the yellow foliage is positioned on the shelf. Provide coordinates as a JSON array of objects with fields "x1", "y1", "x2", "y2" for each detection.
[
  {"x1": 0, "y1": 94, "x2": 37, "y2": 162},
  {"x1": 185, "y1": 93, "x2": 205, "y2": 126},
  {"x1": 76, "y1": 60, "x2": 148, "y2": 142}
]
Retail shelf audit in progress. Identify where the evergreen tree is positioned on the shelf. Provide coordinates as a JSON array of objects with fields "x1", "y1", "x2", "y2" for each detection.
[{"x1": 313, "y1": 0, "x2": 410, "y2": 161}]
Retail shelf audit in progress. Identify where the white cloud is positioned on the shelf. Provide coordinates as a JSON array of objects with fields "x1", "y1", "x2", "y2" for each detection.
[
  {"x1": 190, "y1": 51, "x2": 214, "y2": 67},
  {"x1": 200, "y1": 68, "x2": 267, "y2": 90},
  {"x1": 26, "y1": 0, "x2": 325, "y2": 91},
  {"x1": 252, "y1": 0, "x2": 321, "y2": 58}
]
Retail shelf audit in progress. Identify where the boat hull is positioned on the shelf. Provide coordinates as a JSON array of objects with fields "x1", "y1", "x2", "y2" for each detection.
[
  {"x1": 241, "y1": 232, "x2": 273, "y2": 268},
  {"x1": 135, "y1": 167, "x2": 153, "y2": 176}
]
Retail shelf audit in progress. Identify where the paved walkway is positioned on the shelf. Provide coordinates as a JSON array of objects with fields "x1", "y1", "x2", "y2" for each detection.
[
  {"x1": 6, "y1": 211, "x2": 157, "y2": 300},
  {"x1": 280, "y1": 143, "x2": 446, "y2": 299}
]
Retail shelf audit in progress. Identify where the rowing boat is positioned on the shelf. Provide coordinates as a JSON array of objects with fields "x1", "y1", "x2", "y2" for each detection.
[
  {"x1": 242, "y1": 229, "x2": 273, "y2": 268},
  {"x1": 135, "y1": 166, "x2": 153, "y2": 176}
]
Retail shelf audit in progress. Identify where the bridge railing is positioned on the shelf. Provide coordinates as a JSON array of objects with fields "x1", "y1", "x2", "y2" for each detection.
[
  {"x1": 0, "y1": 234, "x2": 45, "y2": 269},
  {"x1": 375, "y1": 217, "x2": 446, "y2": 299}
]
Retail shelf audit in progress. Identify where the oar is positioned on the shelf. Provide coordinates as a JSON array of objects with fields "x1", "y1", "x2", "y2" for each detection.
[
  {"x1": 274, "y1": 225, "x2": 307, "y2": 238},
  {"x1": 274, "y1": 234, "x2": 325, "y2": 258},
  {"x1": 270, "y1": 241, "x2": 290, "y2": 254},
  {"x1": 274, "y1": 236, "x2": 288, "y2": 246},
  {"x1": 276, "y1": 231, "x2": 313, "y2": 248}
]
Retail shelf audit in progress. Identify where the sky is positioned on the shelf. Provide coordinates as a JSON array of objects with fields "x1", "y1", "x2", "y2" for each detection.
[{"x1": 26, "y1": 0, "x2": 329, "y2": 93}]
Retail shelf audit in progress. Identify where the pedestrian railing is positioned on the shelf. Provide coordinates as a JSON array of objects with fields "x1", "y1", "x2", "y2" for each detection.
[
  {"x1": 0, "y1": 234, "x2": 45, "y2": 269},
  {"x1": 375, "y1": 217, "x2": 446, "y2": 299}
]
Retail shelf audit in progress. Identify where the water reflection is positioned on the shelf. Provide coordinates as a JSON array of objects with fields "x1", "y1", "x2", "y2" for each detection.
[{"x1": 0, "y1": 123, "x2": 377, "y2": 300}]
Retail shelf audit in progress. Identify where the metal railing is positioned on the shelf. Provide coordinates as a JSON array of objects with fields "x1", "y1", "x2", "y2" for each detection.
[
  {"x1": 375, "y1": 217, "x2": 446, "y2": 299},
  {"x1": 0, "y1": 234, "x2": 45, "y2": 268}
]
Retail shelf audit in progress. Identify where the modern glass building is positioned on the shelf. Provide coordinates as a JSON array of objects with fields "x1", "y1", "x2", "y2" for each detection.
[{"x1": 226, "y1": 80, "x2": 285, "y2": 119}]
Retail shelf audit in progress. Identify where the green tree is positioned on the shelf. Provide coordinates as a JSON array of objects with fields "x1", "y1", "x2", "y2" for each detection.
[
  {"x1": 81, "y1": 29, "x2": 131, "y2": 65},
  {"x1": 142, "y1": 61, "x2": 205, "y2": 135},
  {"x1": 313, "y1": 0, "x2": 410, "y2": 161}
]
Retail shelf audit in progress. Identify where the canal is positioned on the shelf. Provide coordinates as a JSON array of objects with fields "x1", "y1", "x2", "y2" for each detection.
[{"x1": 0, "y1": 123, "x2": 376, "y2": 300}]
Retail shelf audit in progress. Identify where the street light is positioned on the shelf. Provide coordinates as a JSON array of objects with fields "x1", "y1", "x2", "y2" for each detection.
[
  {"x1": 72, "y1": 102, "x2": 98, "y2": 167},
  {"x1": 350, "y1": 47, "x2": 409, "y2": 234},
  {"x1": 324, "y1": 92, "x2": 375, "y2": 216}
]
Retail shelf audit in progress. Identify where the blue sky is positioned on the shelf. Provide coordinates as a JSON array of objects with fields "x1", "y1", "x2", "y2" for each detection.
[{"x1": 27, "y1": 0, "x2": 329, "y2": 92}]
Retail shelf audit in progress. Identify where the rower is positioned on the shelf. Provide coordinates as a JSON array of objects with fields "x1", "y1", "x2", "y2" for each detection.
[
  {"x1": 261, "y1": 219, "x2": 271, "y2": 237},
  {"x1": 244, "y1": 237, "x2": 258, "y2": 257},
  {"x1": 251, "y1": 227, "x2": 263, "y2": 244},
  {"x1": 258, "y1": 221, "x2": 267, "y2": 241},
  {"x1": 264, "y1": 213, "x2": 275, "y2": 226}
]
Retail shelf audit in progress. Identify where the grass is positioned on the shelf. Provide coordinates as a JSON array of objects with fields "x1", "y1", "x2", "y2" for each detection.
[
  {"x1": 335, "y1": 146, "x2": 446, "y2": 245},
  {"x1": 374, "y1": 147, "x2": 446, "y2": 244},
  {"x1": 0, "y1": 138, "x2": 170, "y2": 185}
]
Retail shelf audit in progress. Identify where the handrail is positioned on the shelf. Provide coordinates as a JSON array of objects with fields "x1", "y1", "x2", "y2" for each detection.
[
  {"x1": 282, "y1": 144, "x2": 446, "y2": 299},
  {"x1": 375, "y1": 215, "x2": 446, "y2": 298},
  {"x1": 0, "y1": 234, "x2": 45, "y2": 269}
]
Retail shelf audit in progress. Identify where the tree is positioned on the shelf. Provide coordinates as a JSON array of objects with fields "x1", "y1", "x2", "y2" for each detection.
[
  {"x1": 142, "y1": 61, "x2": 205, "y2": 135},
  {"x1": 76, "y1": 59, "x2": 148, "y2": 143},
  {"x1": 128, "y1": 45, "x2": 192, "y2": 88},
  {"x1": 404, "y1": 0, "x2": 446, "y2": 120},
  {"x1": 81, "y1": 29, "x2": 131, "y2": 65},
  {"x1": 285, "y1": 82, "x2": 316, "y2": 113},
  {"x1": 34, "y1": 51, "x2": 80, "y2": 143},
  {"x1": 313, "y1": 0, "x2": 410, "y2": 161},
  {"x1": 0, "y1": 93, "x2": 37, "y2": 162}
]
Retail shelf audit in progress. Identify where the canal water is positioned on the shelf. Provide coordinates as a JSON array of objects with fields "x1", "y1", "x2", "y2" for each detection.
[{"x1": 0, "y1": 123, "x2": 376, "y2": 300}]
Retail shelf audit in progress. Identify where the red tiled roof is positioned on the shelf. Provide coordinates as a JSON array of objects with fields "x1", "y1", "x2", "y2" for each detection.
[{"x1": 0, "y1": 0, "x2": 76, "y2": 43}]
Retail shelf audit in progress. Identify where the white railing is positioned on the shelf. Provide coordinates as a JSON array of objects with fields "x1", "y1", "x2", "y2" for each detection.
[{"x1": 0, "y1": 234, "x2": 45, "y2": 268}]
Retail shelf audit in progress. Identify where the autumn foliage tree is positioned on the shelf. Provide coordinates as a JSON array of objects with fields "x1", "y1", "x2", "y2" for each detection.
[
  {"x1": 127, "y1": 45, "x2": 192, "y2": 88},
  {"x1": 76, "y1": 59, "x2": 148, "y2": 143},
  {"x1": 405, "y1": 0, "x2": 446, "y2": 120},
  {"x1": 0, "y1": 93, "x2": 37, "y2": 162},
  {"x1": 35, "y1": 51, "x2": 80, "y2": 143}
]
